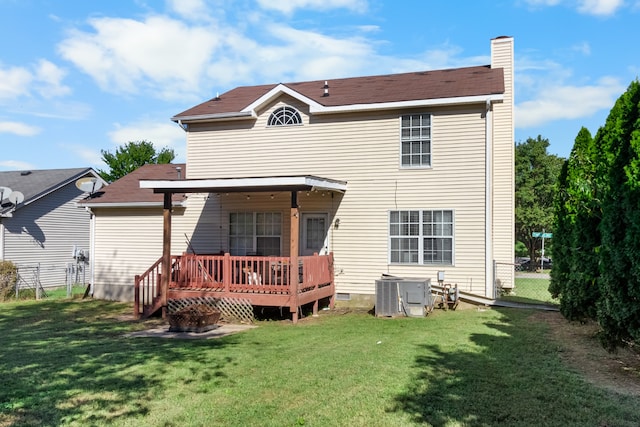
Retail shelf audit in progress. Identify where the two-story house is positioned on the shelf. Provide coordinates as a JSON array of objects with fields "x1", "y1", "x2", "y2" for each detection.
[{"x1": 91, "y1": 36, "x2": 514, "y2": 321}]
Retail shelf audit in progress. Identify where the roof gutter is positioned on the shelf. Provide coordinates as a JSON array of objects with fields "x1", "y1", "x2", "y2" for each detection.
[
  {"x1": 171, "y1": 111, "x2": 256, "y2": 124},
  {"x1": 309, "y1": 94, "x2": 504, "y2": 115},
  {"x1": 79, "y1": 201, "x2": 187, "y2": 208}
]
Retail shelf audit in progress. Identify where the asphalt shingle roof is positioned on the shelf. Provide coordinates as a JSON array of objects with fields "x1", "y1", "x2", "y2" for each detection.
[
  {"x1": 81, "y1": 163, "x2": 187, "y2": 206},
  {"x1": 0, "y1": 168, "x2": 96, "y2": 212},
  {"x1": 173, "y1": 65, "x2": 505, "y2": 119}
]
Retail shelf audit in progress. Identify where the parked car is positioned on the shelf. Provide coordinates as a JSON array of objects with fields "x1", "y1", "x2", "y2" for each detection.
[{"x1": 515, "y1": 257, "x2": 552, "y2": 271}]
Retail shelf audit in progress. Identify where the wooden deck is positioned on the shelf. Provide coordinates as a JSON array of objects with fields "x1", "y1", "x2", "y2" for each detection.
[{"x1": 134, "y1": 253, "x2": 335, "y2": 323}]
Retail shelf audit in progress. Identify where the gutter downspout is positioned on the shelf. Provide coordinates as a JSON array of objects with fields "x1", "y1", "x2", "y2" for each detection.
[
  {"x1": 485, "y1": 99, "x2": 494, "y2": 298},
  {"x1": 85, "y1": 206, "x2": 95, "y2": 296},
  {"x1": 0, "y1": 220, "x2": 4, "y2": 261}
]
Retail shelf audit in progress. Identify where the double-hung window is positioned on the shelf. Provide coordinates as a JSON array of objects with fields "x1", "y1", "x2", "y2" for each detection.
[
  {"x1": 400, "y1": 114, "x2": 431, "y2": 167},
  {"x1": 230, "y1": 212, "x2": 282, "y2": 256},
  {"x1": 389, "y1": 210, "x2": 453, "y2": 265}
]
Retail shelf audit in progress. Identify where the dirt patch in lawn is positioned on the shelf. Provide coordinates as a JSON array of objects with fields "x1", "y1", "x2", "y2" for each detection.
[{"x1": 532, "y1": 310, "x2": 640, "y2": 396}]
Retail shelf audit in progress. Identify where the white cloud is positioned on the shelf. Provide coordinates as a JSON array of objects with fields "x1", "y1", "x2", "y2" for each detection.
[
  {"x1": 524, "y1": 0, "x2": 624, "y2": 14},
  {"x1": 166, "y1": 0, "x2": 213, "y2": 21},
  {"x1": 0, "y1": 65, "x2": 32, "y2": 101},
  {"x1": 34, "y1": 60, "x2": 71, "y2": 98},
  {"x1": 61, "y1": 143, "x2": 104, "y2": 168},
  {"x1": 256, "y1": 0, "x2": 368, "y2": 14},
  {"x1": 577, "y1": 0, "x2": 624, "y2": 15},
  {"x1": 0, "y1": 160, "x2": 37, "y2": 171},
  {"x1": 572, "y1": 41, "x2": 591, "y2": 55},
  {"x1": 0, "y1": 61, "x2": 70, "y2": 102},
  {"x1": 107, "y1": 120, "x2": 186, "y2": 162},
  {"x1": 58, "y1": 15, "x2": 221, "y2": 100},
  {"x1": 0, "y1": 121, "x2": 41, "y2": 136},
  {"x1": 515, "y1": 77, "x2": 625, "y2": 127}
]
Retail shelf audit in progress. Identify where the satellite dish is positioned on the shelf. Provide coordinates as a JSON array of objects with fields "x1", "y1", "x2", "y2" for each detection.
[
  {"x1": 75, "y1": 177, "x2": 103, "y2": 194},
  {"x1": 0, "y1": 186, "x2": 12, "y2": 200},
  {"x1": 8, "y1": 191, "x2": 24, "y2": 205}
]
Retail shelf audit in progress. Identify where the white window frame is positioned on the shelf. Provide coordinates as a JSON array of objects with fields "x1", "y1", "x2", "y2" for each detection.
[
  {"x1": 267, "y1": 106, "x2": 303, "y2": 127},
  {"x1": 229, "y1": 212, "x2": 282, "y2": 256},
  {"x1": 400, "y1": 113, "x2": 432, "y2": 168},
  {"x1": 388, "y1": 209, "x2": 454, "y2": 265},
  {"x1": 301, "y1": 212, "x2": 329, "y2": 256}
]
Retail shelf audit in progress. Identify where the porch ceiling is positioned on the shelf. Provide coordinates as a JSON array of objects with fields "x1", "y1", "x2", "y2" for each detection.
[{"x1": 139, "y1": 175, "x2": 347, "y2": 194}]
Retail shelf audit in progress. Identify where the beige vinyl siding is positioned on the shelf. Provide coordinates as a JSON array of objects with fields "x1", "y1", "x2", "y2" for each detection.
[
  {"x1": 2, "y1": 183, "x2": 91, "y2": 288},
  {"x1": 184, "y1": 101, "x2": 490, "y2": 296},
  {"x1": 91, "y1": 205, "x2": 195, "y2": 301},
  {"x1": 491, "y1": 38, "x2": 515, "y2": 280}
]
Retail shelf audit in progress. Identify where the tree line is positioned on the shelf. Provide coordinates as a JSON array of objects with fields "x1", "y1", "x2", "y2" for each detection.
[{"x1": 550, "y1": 80, "x2": 640, "y2": 350}]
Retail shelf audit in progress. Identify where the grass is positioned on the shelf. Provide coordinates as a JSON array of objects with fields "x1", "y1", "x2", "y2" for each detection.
[
  {"x1": 1, "y1": 300, "x2": 638, "y2": 426},
  {"x1": 502, "y1": 276, "x2": 559, "y2": 305},
  {"x1": 7, "y1": 285, "x2": 88, "y2": 302}
]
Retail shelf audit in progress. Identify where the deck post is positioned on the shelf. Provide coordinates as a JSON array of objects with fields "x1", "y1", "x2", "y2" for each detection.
[
  {"x1": 290, "y1": 191, "x2": 299, "y2": 323},
  {"x1": 134, "y1": 274, "x2": 140, "y2": 319},
  {"x1": 329, "y1": 252, "x2": 335, "y2": 309},
  {"x1": 161, "y1": 192, "x2": 172, "y2": 318},
  {"x1": 223, "y1": 252, "x2": 231, "y2": 292}
]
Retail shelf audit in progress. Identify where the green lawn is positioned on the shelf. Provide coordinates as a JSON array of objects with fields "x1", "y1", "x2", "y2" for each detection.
[
  {"x1": 502, "y1": 276, "x2": 559, "y2": 305},
  {"x1": 0, "y1": 299, "x2": 637, "y2": 426}
]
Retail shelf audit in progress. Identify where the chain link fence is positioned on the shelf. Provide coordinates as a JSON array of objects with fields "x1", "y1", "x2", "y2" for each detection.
[
  {"x1": 13, "y1": 262, "x2": 88, "y2": 300},
  {"x1": 495, "y1": 261, "x2": 558, "y2": 306}
]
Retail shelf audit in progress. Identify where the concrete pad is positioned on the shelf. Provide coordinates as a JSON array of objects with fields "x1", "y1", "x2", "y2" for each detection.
[{"x1": 125, "y1": 323, "x2": 257, "y2": 339}]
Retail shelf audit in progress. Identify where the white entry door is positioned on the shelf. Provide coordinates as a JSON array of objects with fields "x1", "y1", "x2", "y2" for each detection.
[{"x1": 301, "y1": 213, "x2": 329, "y2": 256}]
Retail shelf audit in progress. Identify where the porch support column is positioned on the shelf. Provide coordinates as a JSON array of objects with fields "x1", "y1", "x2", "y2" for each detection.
[
  {"x1": 290, "y1": 191, "x2": 299, "y2": 323},
  {"x1": 161, "y1": 192, "x2": 172, "y2": 318}
]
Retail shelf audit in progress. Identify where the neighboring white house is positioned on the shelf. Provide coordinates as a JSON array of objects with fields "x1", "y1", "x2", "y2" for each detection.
[
  {"x1": 0, "y1": 168, "x2": 106, "y2": 290},
  {"x1": 88, "y1": 36, "x2": 514, "y2": 305}
]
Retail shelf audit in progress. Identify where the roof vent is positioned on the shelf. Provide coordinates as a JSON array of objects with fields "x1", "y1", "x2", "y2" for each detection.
[
  {"x1": 323, "y1": 81, "x2": 329, "y2": 97},
  {"x1": 20, "y1": 170, "x2": 31, "y2": 176},
  {"x1": 176, "y1": 166, "x2": 182, "y2": 180}
]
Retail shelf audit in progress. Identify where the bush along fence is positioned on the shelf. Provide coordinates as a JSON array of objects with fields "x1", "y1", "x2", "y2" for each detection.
[{"x1": 0, "y1": 262, "x2": 89, "y2": 301}]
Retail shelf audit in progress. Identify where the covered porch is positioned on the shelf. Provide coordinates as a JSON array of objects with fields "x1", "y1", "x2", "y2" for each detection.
[{"x1": 135, "y1": 175, "x2": 346, "y2": 323}]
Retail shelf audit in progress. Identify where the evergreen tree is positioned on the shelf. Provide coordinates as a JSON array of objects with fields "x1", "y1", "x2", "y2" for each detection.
[
  {"x1": 596, "y1": 80, "x2": 640, "y2": 349},
  {"x1": 550, "y1": 127, "x2": 600, "y2": 320}
]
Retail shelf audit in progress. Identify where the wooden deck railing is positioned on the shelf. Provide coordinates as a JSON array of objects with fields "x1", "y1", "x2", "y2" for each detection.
[
  {"x1": 134, "y1": 253, "x2": 335, "y2": 319},
  {"x1": 134, "y1": 256, "x2": 164, "y2": 318}
]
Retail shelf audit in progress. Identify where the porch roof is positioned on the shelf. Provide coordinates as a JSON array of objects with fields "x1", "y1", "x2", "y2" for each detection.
[{"x1": 139, "y1": 175, "x2": 347, "y2": 194}]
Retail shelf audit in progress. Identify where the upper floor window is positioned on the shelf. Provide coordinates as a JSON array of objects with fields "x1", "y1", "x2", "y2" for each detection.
[
  {"x1": 268, "y1": 106, "x2": 302, "y2": 127},
  {"x1": 400, "y1": 114, "x2": 431, "y2": 167}
]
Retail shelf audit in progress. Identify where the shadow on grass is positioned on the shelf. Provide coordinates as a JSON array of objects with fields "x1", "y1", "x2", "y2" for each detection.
[
  {"x1": 0, "y1": 300, "x2": 239, "y2": 427},
  {"x1": 390, "y1": 308, "x2": 640, "y2": 427}
]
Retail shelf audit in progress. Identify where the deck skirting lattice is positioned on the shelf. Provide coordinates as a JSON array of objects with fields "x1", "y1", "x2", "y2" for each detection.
[{"x1": 168, "y1": 297, "x2": 254, "y2": 324}]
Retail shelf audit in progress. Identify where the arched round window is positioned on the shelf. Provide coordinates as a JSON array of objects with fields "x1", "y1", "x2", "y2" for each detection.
[{"x1": 267, "y1": 106, "x2": 302, "y2": 127}]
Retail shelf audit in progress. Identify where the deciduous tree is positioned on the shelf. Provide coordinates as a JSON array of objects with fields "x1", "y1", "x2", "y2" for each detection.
[
  {"x1": 515, "y1": 136, "x2": 564, "y2": 269},
  {"x1": 99, "y1": 140, "x2": 175, "y2": 182}
]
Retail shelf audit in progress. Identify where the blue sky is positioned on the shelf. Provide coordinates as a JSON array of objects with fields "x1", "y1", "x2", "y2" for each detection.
[{"x1": 1, "y1": 0, "x2": 639, "y2": 172}]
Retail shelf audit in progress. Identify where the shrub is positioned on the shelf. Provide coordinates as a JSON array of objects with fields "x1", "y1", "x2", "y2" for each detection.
[{"x1": 0, "y1": 260, "x2": 18, "y2": 301}]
